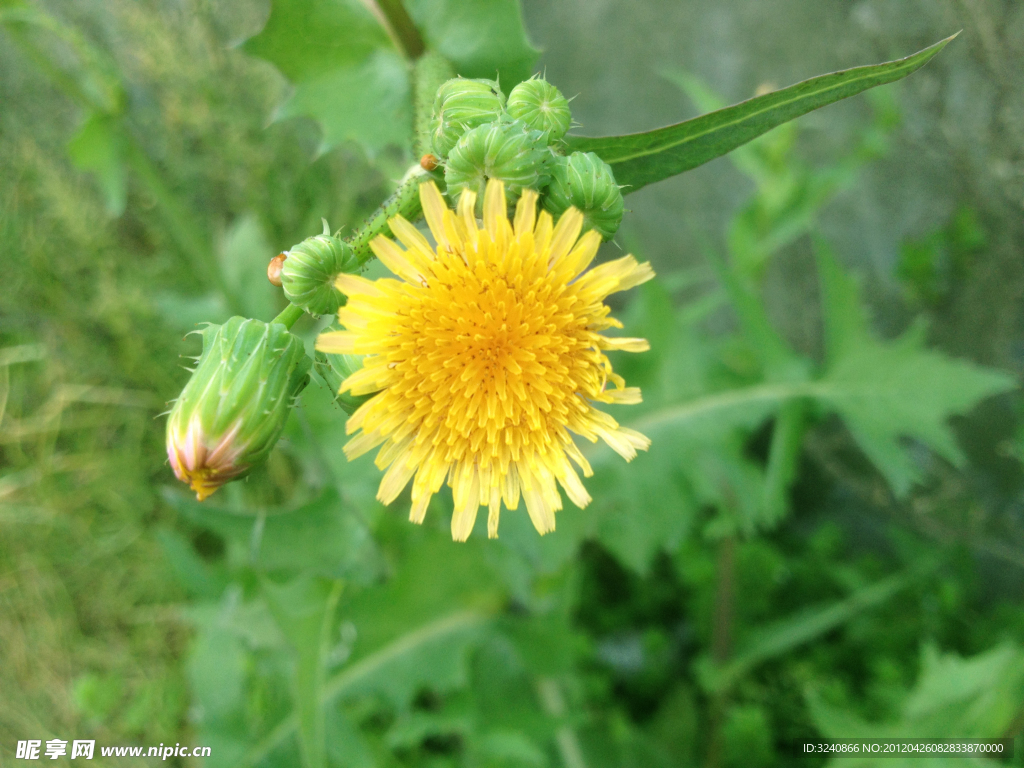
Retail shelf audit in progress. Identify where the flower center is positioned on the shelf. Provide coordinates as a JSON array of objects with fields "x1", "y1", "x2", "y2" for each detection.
[{"x1": 390, "y1": 247, "x2": 594, "y2": 453}]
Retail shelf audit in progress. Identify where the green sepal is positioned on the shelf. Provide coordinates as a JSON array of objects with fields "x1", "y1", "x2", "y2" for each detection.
[{"x1": 313, "y1": 350, "x2": 372, "y2": 415}]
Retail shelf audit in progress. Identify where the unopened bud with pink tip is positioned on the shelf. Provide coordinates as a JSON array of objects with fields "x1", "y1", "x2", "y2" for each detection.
[{"x1": 166, "y1": 316, "x2": 310, "y2": 500}]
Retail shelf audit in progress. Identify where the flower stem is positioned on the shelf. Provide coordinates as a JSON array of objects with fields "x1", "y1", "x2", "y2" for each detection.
[
  {"x1": 272, "y1": 303, "x2": 305, "y2": 329},
  {"x1": 346, "y1": 163, "x2": 439, "y2": 265},
  {"x1": 373, "y1": 0, "x2": 425, "y2": 60},
  {"x1": 413, "y1": 51, "x2": 455, "y2": 157}
]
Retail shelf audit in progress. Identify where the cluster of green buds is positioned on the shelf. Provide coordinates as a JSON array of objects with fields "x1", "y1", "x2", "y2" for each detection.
[
  {"x1": 426, "y1": 75, "x2": 626, "y2": 239},
  {"x1": 166, "y1": 317, "x2": 310, "y2": 500}
]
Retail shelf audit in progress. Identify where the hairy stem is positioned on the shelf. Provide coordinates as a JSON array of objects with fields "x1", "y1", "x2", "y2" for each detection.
[
  {"x1": 412, "y1": 50, "x2": 455, "y2": 157},
  {"x1": 346, "y1": 164, "x2": 439, "y2": 264}
]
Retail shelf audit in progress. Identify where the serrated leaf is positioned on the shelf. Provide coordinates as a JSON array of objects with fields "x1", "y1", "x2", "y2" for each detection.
[
  {"x1": 279, "y1": 48, "x2": 412, "y2": 154},
  {"x1": 809, "y1": 643, "x2": 1024, "y2": 766},
  {"x1": 242, "y1": 0, "x2": 410, "y2": 154},
  {"x1": 242, "y1": 0, "x2": 391, "y2": 80},
  {"x1": 814, "y1": 242, "x2": 1016, "y2": 495},
  {"x1": 405, "y1": 0, "x2": 538, "y2": 84},
  {"x1": 564, "y1": 35, "x2": 956, "y2": 193}
]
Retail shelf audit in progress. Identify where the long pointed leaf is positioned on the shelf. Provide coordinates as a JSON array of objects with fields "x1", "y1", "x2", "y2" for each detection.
[
  {"x1": 699, "y1": 568, "x2": 932, "y2": 694},
  {"x1": 564, "y1": 35, "x2": 957, "y2": 193}
]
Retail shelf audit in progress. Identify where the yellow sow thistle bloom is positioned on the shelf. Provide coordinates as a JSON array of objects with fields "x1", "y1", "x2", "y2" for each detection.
[{"x1": 316, "y1": 180, "x2": 653, "y2": 541}]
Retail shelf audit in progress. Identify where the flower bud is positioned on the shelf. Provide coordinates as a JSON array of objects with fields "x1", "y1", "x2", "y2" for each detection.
[
  {"x1": 166, "y1": 316, "x2": 311, "y2": 501},
  {"x1": 429, "y1": 77, "x2": 506, "y2": 158},
  {"x1": 543, "y1": 151, "x2": 624, "y2": 240},
  {"x1": 507, "y1": 77, "x2": 572, "y2": 143},
  {"x1": 280, "y1": 221, "x2": 357, "y2": 316},
  {"x1": 444, "y1": 120, "x2": 551, "y2": 204}
]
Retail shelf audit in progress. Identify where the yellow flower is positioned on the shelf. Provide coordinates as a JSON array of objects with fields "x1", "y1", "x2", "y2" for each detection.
[{"x1": 316, "y1": 179, "x2": 653, "y2": 540}]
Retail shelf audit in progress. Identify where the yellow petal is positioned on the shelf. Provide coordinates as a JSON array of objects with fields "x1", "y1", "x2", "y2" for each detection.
[
  {"x1": 420, "y1": 181, "x2": 449, "y2": 249},
  {"x1": 514, "y1": 189, "x2": 538, "y2": 237}
]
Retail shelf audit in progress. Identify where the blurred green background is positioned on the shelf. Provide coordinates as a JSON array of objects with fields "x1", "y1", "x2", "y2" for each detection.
[{"x1": 3, "y1": 1, "x2": 1024, "y2": 766}]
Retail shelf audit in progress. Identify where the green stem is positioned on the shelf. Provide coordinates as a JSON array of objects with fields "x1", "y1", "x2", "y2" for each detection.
[
  {"x1": 412, "y1": 51, "x2": 455, "y2": 157},
  {"x1": 374, "y1": 0, "x2": 425, "y2": 60},
  {"x1": 272, "y1": 303, "x2": 305, "y2": 329},
  {"x1": 346, "y1": 164, "x2": 439, "y2": 265}
]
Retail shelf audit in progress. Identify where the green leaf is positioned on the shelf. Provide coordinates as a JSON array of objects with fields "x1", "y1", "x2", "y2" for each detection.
[
  {"x1": 341, "y1": 537, "x2": 502, "y2": 671},
  {"x1": 629, "y1": 247, "x2": 1014, "y2": 505},
  {"x1": 761, "y1": 401, "x2": 805, "y2": 527},
  {"x1": 809, "y1": 643, "x2": 1024, "y2": 766},
  {"x1": 404, "y1": 0, "x2": 539, "y2": 85},
  {"x1": 263, "y1": 576, "x2": 343, "y2": 768},
  {"x1": 242, "y1": 0, "x2": 391, "y2": 81},
  {"x1": 815, "y1": 242, "x2": 1016, "y2": 495},
  {"x1": 66, "y1": 111, "x2": 127, "y2": 215},
  {"x1": 230, "y1": 534, "x2": 502, "y2": 768},
  {"x1": 161, "y1": 487, "x2": 379, "y2": 579},
  {"x1": 564, "y1": 35, "x2": 957, "y2": 193},
  {"x1": 218, "y1": 213, "x2": 280, "y2": 321},
  {"x1": 242, "y1": 0, "x2": 410, "y2": 154},
  {"x1": 700, "y1": 570, "x2": 916, "y2": 694},
  {"x1": 582, "y1": 436, "x2": 697, "y2": 574},
  {"x1": 155, "y1": 527, "x2": 227, "y2": 600},
  {"x1": 235, "y1": 611, "x2": 492, "y2": 768},
  {"x1": 186, "y1": 600, "x2": 251, "y2": 765},
  {"x1": 279, "y1": 49, "x2": 412, "y2": 154}
]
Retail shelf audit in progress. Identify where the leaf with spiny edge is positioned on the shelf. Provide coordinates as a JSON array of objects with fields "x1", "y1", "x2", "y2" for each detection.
[
  {"x1": 242, "y1": 0, "x2": 409, "y2": 155},
  {"x1": 242, "y1": 0, "x2": 539, "y2": 156},
  {"x1": 814, "y1": 241, "x2": 1016, "y2": 496},
  {"x1": 565, "y1": 35, "x2": 957, "y2": 193}
]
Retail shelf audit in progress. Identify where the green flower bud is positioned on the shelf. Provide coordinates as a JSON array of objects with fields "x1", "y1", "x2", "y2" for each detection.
[
  {"x1": 313, "y1": 349, "x2": 371, "y2": 415},
  {"x1": 543, "y1": 151, "x2": 624, "y2": 240},
  {"x1": 429, "y1": 77, "x2": 506, "y2": 158},
  {"x1": 507, "y1": 76, "x2": 572, "y2": 143},
  {"x1": 166, "y1": 317, "x2": 311, "y2": 501},
  {"x1": 280, "y1": 221, "x2": 357, "y2": 316},
  {"x1": 444, "y1": 120, "x2": 552, "y2": 204}
]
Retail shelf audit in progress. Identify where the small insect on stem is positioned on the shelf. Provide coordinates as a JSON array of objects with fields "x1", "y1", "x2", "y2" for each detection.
[
  {"x1": 420, "y1": 153, "x2": 439, "y2": 171},
  {"x1": 267, "y1": 253, "x2": 287, "y2": 287}
]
